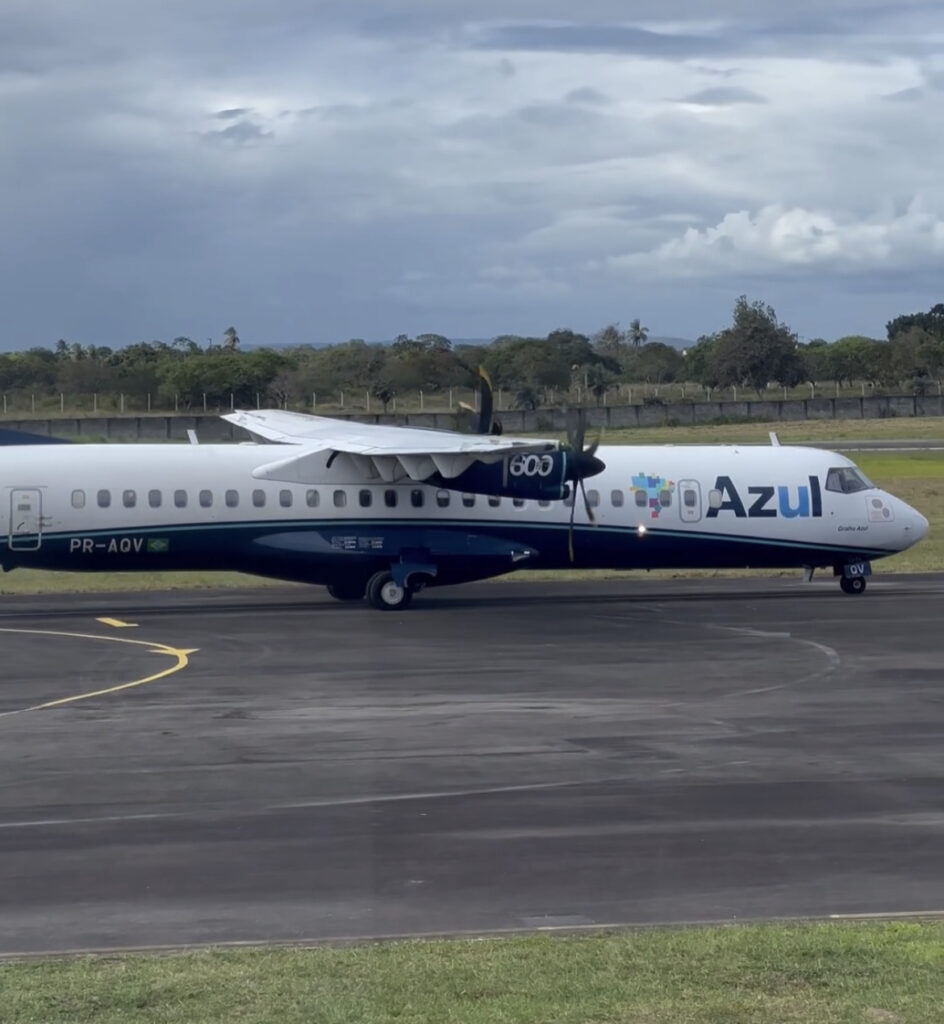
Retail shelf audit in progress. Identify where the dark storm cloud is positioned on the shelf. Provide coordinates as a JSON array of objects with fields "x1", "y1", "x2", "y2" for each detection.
[
  {"x1": 564, "y1": 87, "x2": 612, "y2": 105},
  {"x1": 202, "y1": 120, "x2": 273, "y2": 143},
  {"x1": 680, "y1": 86, "x2": 767, "y2": 105},
  {"x1": 473, "y1": 23, "x2": 730, "y2": 58}
]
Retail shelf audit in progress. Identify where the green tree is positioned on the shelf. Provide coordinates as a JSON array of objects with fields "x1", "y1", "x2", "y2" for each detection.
[
  {"x1": 627, "y1": 318, "x2": 649, "y2": 350},
  {"x1": 707, "y1": 296, "x2": 803, "y2": 393}
]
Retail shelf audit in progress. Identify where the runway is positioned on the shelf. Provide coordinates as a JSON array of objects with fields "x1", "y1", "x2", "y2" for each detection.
[{"x1": 1, "y1": 574, "x2": 943, "y2": 955}]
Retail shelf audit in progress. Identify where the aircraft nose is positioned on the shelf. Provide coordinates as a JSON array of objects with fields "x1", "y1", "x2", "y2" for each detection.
[{"x1": 900, "y1": 502, "x2": 929, "y2": 546}]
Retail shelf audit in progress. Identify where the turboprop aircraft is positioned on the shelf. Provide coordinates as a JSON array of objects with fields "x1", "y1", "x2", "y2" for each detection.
[{"x1": 0, "y1": 388, "x2": 928, "y2": 609}]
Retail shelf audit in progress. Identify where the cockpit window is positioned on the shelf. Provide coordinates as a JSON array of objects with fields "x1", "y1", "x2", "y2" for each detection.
[{"x1": 826, "y1": 466, "x2": 872, "y2": 494}]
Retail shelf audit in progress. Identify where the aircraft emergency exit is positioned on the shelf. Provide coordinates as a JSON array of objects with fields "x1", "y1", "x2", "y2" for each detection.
[{"x1": 0, "y1": 404, "x2": 928, "y2": 609}]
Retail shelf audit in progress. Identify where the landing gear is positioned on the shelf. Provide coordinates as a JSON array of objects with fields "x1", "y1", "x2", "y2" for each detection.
[
  {"x1": 326, "y1": 579, "x2": 366, "y2": 602},
  {"x1": 836, "y1": 559, "x2": 871, "y2": 595},
  {"x1": 366, "y1": 570, "x2": 413, "y2": 611}
]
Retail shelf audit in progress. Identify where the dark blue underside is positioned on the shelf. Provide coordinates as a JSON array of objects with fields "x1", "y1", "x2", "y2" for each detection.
[{"x1": 2, "y1": 518, "x2": 895, "y2": 586}]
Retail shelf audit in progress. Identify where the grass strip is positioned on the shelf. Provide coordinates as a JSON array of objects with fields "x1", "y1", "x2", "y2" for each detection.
[{"x1": 4, "y1": 922, "x2": 944, "y2": 1023}]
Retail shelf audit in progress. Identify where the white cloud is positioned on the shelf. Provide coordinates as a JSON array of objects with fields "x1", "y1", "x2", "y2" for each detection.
[{"x1": 608, "y1": 198, "x2": 944, "y2": 275}]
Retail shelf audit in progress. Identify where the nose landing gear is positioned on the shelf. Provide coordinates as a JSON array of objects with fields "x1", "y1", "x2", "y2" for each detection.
[{"x1": 836, "y1": 560, "x2": 871, "y2": 595}]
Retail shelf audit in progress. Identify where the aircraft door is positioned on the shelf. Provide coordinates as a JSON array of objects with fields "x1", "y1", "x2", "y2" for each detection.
[
  {"x1": 678, "y1": 479, "x2": 702, "y2": 523},
  {"x1": 9, "y1": 488, "x2": 42, "y2": 550}
]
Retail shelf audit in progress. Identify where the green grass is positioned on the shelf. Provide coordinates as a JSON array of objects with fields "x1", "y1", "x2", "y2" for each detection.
[
  {"x1": 4, "y1": 922, "x2": 943, "y2": 1023},
  {"x1": 583, "y1": 417, "x2": 944, "y2": 445}
]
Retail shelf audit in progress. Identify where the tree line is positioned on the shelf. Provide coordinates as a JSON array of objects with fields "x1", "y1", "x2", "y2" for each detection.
[{"x1": 2, "y1": 301, "x2": 944, "y2": 413}]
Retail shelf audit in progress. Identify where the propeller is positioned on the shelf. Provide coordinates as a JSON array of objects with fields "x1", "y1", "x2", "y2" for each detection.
[
  {"x1": 563, "y1": 408, "x2": 606, "y2": 562},
  {"x1": 458, "y1": 367, "x2": 501, "y2": 435}
]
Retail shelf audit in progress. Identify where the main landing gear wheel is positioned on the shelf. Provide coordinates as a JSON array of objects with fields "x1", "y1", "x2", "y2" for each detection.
[
  {"x1": 366, "y1": 570, "x2": 413, "y2": 611},
  {"x1": 840, "y1": 575, "x2": 867, "y2": 595},
  {"x1": 326, "y1": 580, "x2": 366, "y2": 602}
]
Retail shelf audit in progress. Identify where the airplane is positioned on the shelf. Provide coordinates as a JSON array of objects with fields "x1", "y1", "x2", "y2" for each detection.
[{"x1": 0, "y1": 386, "x2": 929, "y2": 609}]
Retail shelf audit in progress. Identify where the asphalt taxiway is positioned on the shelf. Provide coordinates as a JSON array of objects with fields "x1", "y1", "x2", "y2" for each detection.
[{"x1": 1, "y1": 575, "x2": 943, "y2": 955}]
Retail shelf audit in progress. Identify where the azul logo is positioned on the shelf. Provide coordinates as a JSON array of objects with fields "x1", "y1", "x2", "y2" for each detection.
[
  {"x1": 630, "y1": 473, "x2": 675, "y2": 519},
  {"x1": 705, "y1": 475, "x2": 823, "y2": 519}
]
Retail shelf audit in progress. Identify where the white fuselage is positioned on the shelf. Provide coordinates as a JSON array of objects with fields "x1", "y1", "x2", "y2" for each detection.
[{"x1": 0, "y1": 442, "x2": 928, "y2": 582}]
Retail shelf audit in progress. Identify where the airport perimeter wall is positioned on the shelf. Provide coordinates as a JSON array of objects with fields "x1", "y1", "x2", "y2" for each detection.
[{"x1": 3, "y1": 393, "x2": 943, "y2": 441}]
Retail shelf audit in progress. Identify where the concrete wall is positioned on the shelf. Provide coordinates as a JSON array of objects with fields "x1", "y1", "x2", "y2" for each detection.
[{"x1": 3, "y1": 393, "x2": 941, "y2": 440}]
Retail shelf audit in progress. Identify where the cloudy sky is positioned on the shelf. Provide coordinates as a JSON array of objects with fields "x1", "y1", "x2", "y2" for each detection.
[{"x1": 1, "y1": 1, "x2": 943, "y2": 350}]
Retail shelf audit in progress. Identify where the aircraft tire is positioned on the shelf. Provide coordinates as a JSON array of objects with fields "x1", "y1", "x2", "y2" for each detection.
[
  {"x1": 840, "y1": 575, "x2": 867, "y2": 595},
  {"x1": 326, "y1": 580, "x2": 366, "y2": 602},
  {"x1": 367, "y1": 570, "x2": 413, "y2": 611}
]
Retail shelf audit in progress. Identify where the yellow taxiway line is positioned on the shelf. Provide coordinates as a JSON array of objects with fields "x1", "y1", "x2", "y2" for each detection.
[{"x1": 0, "y1": 627, "x2": 197, "y2": 717}]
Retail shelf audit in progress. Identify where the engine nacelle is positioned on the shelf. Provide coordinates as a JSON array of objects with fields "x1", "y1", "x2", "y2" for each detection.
[{"x1": 430, "y1": 450, "x2": 569, "y2": 501}]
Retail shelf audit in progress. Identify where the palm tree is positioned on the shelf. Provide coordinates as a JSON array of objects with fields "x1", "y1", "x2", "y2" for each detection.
[{"x1": 628, "y1": 318, "x2": 649, "y2": 350}]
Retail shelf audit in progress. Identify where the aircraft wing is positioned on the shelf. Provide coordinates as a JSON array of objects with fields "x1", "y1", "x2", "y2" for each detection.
[{"x1": 222, "y1": 409, "x2": 558, "y2": 483}]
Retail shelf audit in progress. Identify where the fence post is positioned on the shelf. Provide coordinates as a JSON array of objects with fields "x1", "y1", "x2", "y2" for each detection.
[
  {"x1": 366, "y1": 389, "x2": 370, "y2": 412},
  {"x1": 31, "y1": 393, "x2": 35, "y2": 414},
  {"x1": 448, "y1": 387, "x2": 453, "y2": 410},
  {"x1": 203, "y1": 392, "x2": 207, "y2": 412},
  {"x1": 312, "y1": 392, "x2": 316, "y2": 410},
  {"x1": 256, "y1": 393, "x2": 261, "y2": 409},
  {"x1": 175, "y1": 392, "x2": 179, "y2": 412},
  {"x1": 419, "y1": 389, "x2": 424, "y2": 411},
  {"x1": 120, "y1": 393, "x2": 124, "y2": 414},
  {"x1": 61, "y1": 393, "x2": 65, "y2": 413},
  {"x1": 93, "y1": 393, "x2": 97, "y2": 413},
  {"x1": 147, "y1": 392, "x2": 151, "y2": 413},
  {"x1": 1, "y1": 393, "x2": 5, "y2": 415},
  {"x1": 339, "y1": 390, "x2": 344, "y2": 408}
]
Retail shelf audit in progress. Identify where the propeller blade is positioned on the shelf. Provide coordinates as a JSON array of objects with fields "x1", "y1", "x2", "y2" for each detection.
[
  {"x1": 579, "y1": 476, "x2": 595, "y2": 524},
  {"x1": 568, "y1": 487, "x2": 576, "y2": 562},
  {"x1": 476, "y1": 367, "x2": 494, "y2": 435}
]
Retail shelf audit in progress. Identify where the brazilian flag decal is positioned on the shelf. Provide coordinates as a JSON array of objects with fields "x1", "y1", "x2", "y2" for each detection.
[{"x1": 146, "y1": 538, "x2": 170, "y2": 553}]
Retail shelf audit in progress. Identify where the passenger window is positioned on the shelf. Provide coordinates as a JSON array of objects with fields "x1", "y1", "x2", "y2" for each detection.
[
  {"x1": 358, "y1": 489, "x2": 372, "y2": 508},
  {"x1": 333, "y1": 490, "x2": 347, "y2": 508},
  {"x1": 462, "y1": 493, "x2": 476, "y2": 508},
  {"x1": 708, "y1": 489, "x2": 722, "y2": 509},
  {"x1": 174, "y1": 489, "x2": 187, "y2": 508},
  {"x1": 384, "y1": 489, "x2": 398, "y2": 508},
  {"x1": 97, "y1": 489, "x2": 111, "y2": 508},
  {"x1": 436, "y1": 490, "x2": 450, "y2": 508},
  {"x1": 587, "y1": 489, "x2": 600, "y2": 507},
  {"x1": 488, "y1": 495, "x2": 501, "y2": 507},
  {"x1": 123, "y1": 489, "x2": 136, "y2": 508},
  {"x1": 411, "y1": 489, "x2": 424, "y2": 508},
  {"x1": 252, "y1": 489, "x2": 266, "y2": 508},
  {"x1": 280, "y1": 489, "x2": 293, "y2": 508},
  {"x1": 71, "y1": 490, "x2": 85, "y2": 509},
  {"x1": 148, "y1": 489, "x2": 162, "y2": 509},
  {"x1": 611, "y1": 490, "x2": 624, "y2": 507},
  {"x1": 199, "y1": 489, "x2": 213, "y2": 508},
  {"x1": 634, "y1": 490, "x2": 648, "y2": 508},
  {"x1": 306, "y1": 489, "x2": 319, "y2": 508},
  {"x1": 659, "y1": 489, "x2": 672, "y2": 508},
  {"x1": 684, "y1": 489, "x2": 697, "y2": 508},
  {"x1": 512, "y1": 498, "x2": 526, "y2": 508},
  {"x1": 225, "y1": 490, "x2": 239, "y2": 508}
]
